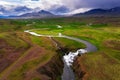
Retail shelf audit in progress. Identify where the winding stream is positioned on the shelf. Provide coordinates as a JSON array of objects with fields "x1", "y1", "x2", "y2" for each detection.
[
  {"x1": 24, "y1": 30, "x2": 97, "y2": 80},
  {"x1": 61, "y1": 36, "x2": 97, "y2": 80}
]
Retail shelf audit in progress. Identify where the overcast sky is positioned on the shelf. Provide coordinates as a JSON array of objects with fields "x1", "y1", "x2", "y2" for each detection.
[{"x1": 0, "y1": 0, "x2": 120, "y2": 14}]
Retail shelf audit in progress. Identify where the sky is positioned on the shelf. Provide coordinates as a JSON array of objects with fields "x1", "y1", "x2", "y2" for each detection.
[{"x1": 0, "y1": 0, "x2": 120, "y2": 14}]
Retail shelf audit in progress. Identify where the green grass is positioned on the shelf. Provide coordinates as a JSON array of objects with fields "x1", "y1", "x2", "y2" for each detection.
[
  {"x1": 81, "y1": 53, "x2": 120, "y2": 80},
  {"x1": 30, "y1": 35, "x2": 43, "y2": 45},
  {"x1": 0, "y1": 17, "x2": 120, "y2": 80},
  {"x1": 54, "y1": 37, "x2": 86, "y2": 51},
  {"x1": 90, "y1": 23, "x2": 108, "y2": 28},
  {"x1": 32, "y1": 29, "x2": 61, "y2": 36},
  {"x1": 0, "y1": 32, "x2": 28, "y2": 49},
  {"x1": 63, "y1": 27, "x2": 120, "y2": 59},
  {"x1": 8, "y1": 50, "x2": 55, "y2": 80},
  {"x1": 7, "y1": 36, "x2": 56, "y2": 80}
]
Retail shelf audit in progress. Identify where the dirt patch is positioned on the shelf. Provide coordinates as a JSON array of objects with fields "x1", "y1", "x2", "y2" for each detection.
[
  {"x1": 0, "y1": 39, "x2": 27, "y2": 73},
  {"x1": 103, "y1": 40, "x2": 120, "y2": 50},
  {"x1": 22, "y1": 45, "x2": 44, "y2": 61},
  {"x1": 0, "y1": 45, "x2": 45, "y2": 80}
]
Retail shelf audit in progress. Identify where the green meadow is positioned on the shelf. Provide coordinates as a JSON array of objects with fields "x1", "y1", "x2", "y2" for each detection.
[{"x1": 0, "y1": 17, "x2": 120, "y2": 80}]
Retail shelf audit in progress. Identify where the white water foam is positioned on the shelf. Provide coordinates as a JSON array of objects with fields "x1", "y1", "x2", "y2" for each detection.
[{"x1": 63, "y1": 49, "x2": 87, "y2": 66}]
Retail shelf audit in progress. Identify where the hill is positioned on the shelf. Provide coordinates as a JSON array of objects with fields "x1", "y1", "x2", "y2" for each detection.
[
  {"x1": 74, "y1": 7, "x2": 120, "y2": 17},
  {"x1": 18, "y1": 10, "x2": 56, "y2": 18}
]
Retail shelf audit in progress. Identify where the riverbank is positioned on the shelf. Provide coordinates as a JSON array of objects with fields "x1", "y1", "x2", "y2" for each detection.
[
  {"x1": 0, "y1": 17, "x2": 120, "y2": 80},
  {"x1": 24, "y1": 30, "x2": 97, "y2": 80}
]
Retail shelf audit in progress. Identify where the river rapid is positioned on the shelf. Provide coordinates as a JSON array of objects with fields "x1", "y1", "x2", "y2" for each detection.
[{"x1": 24, "y1": 30, "x2": 97, "y2": 80}]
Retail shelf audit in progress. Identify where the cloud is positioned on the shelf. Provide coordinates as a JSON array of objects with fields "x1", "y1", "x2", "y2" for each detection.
[
  {"x1": 0, "y1": 1, "x2": 11, "y2": 5},
  {"x1": 67, "y1": 8, "x2": 91, "y2": 15},
  {"x1": 31, "y1": 0, "x2": 39, "y2": 1},
  {"x1": 74, "y1": 0, "x2": 120, "y2": 9},
  {"x1": 0, "y1": 0, "x2": 120, "y2": 14},
  {"x1": 0, "y1": 0, "x2": 81, "y2": 10},
  {"x1": 1, "y1": 0, "x2": 120, "y2": 8}
]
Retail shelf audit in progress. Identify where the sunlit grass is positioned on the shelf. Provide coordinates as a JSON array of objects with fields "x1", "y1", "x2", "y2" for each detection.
[
  {"x1": 0, "y1": 17, "x2": 120, "y2": 80},
  {"x1": 0, "y1": 32, "x2": 28, "y2": 49}
]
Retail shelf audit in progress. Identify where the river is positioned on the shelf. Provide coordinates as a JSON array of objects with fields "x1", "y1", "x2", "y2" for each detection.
[{"x1": 24, "y1": 30, "x2": 97, "y2": 80}]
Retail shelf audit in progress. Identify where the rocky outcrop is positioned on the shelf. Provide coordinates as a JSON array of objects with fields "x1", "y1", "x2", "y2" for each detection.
[
  {"x1": 73, "y1": 56, "x2": 87, "y2": 80},
  {"x1": 37, "y1": 53, "x2": 64, "y2": 80}
]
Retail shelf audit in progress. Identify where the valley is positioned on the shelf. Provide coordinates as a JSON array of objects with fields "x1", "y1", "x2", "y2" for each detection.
[{"x1": 0, "y1": 17, "x2": 120, "y2": 80}]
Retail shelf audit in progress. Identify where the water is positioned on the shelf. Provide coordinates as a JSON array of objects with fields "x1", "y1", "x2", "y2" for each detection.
[
  {"x1": 61, "y1": 36, "x2": 97, "y2": 80},
  {"x1": 24, "y1": 30, "x2": 97, "y2": 80},
  {"x1": 62, "y1": 49, "x2": 87, "y2": 80},
  {"x1": 62, "y1": 60, "x2": 75, "y2": 80}
]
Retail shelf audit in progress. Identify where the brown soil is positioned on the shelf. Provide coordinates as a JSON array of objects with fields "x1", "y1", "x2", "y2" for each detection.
[
  {"x1": 0, "y1": 34, "x2": 81, "y2": 80},
  {"x1": 37, "y1": 54, "x2": 63, "y2": 80},
  {"x1": 73, "y1": 55, "x2": 88, "y2": 80},
  {"x1": 23, "y1": 54, "x2": 63, "y2": 80},
  {"x1": 103, "y1": 40, "x2": 120, "y2": 50},
  {"x1": 0, "y1": 39, "x2": 27, "y2": 73},
  {"x1": 0, "y1": 44, "x2": 45, "y2": 80}
]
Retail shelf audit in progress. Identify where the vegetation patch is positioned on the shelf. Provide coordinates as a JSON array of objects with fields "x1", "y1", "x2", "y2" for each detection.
[
  {"x1": 103, "y1": 40, "x2": 120, "y2": 50},
  {"x1": 0, "y1": 17, "x2": 120, "y2": 80}
]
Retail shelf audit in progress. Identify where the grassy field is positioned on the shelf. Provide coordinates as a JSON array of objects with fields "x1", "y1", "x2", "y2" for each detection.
[{"x1": 0, "y1": 17, "x2": 120, "y2": 80}]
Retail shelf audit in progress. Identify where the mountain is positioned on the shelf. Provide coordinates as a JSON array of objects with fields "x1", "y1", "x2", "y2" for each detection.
[
  {"x1": 50, "y1": 6, "x2": 69, "y2": 15},
  {"x1": 18, "y1": 10, "x2": 55, "y2": 18},
  {"x1": 0, "y1": 5, "x2": 63, "y2": 18},
  {"x1": 74, "y1": 7, "x2": 120, "y2": 16},
  {"x1": 0, "y1": 5, "x2": 58, "y2": 19}
]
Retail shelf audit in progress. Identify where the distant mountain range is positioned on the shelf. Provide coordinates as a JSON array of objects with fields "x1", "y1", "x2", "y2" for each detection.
[
  {"x1": 74, "y1": 7, "x2": 120, "y2": 17},
  {"x1": 18, "y1": 10, "x2": 56, "y2": 18},
  {"x1": 0, "y1": 5, "x2": 58, "y2": 18},
  {"x1": 0, "y1": 5, "x2": 120, "y2": 18}
]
